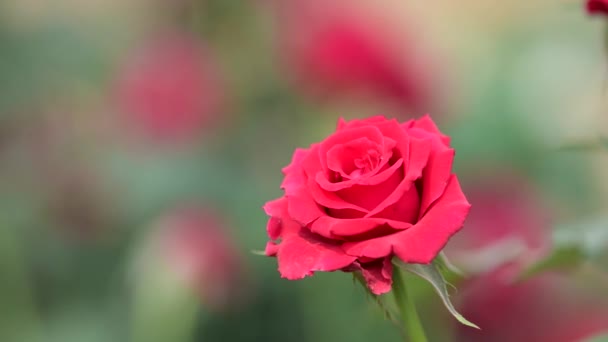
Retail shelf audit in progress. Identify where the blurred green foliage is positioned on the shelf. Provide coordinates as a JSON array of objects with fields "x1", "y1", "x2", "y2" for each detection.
[{"x1": 0, "y1": 1, "x2": 607, "y2": 342}]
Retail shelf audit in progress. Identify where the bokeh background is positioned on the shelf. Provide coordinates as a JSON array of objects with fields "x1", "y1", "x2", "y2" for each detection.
[{"x1": 1, "y1": 0, "x2": 608, "y2": 341}]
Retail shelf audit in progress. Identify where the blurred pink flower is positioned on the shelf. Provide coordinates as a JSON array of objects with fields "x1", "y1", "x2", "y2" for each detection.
[
  {"x1": 115, "y1": 33, "x2": 224, "y2": 142},
  {"x1": 587, "y1": 0, "x2": 608, "y2": 15},
  {"x1": 273, "y1": 0, "x2": 441, "y2": 113},
  {"x1": 445, "y1": 174, "x2": 551, "y2": 273},
  {"x1": 156, "y1": 207, "x2": 246, "y2": 310},
  {"x1": 455, "y1": 265, "x2": 608, "y2": 342}
]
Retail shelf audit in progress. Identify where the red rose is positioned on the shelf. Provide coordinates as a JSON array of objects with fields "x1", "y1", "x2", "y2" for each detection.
[
  {"x1": 264, "y1": 115, "x2": 470, "y2": 294},
  {"x1": 587, "y1": 0, "x2": 608, "y2": 15},
  {"x1": 272, "y1": 0, "x2": 441, "y2": 113},
  {"x1": 455, "y1": 265, "x2": 608, "y2": 342}
]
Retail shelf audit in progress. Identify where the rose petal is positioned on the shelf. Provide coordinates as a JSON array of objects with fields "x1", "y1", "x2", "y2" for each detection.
[
  {"x1": 310, "y1": 215, "x2": 412, "y2": 238},
  {"x1": 364, "y1": 135, "x2": 430, "y2": 218},
  {"x1": 265, "y1": 241, "x2": 280, "y2": 256},
  {"x1": 267, "y1": 217, "x2": 282, "y2": 240},
  {"x1": 264, "y1": 198, "x2": 357, "y2": 279},
  {"x1": 371, "y1": 184, "x2": 420, "y2": 222},
  {"x1": 316, "y1": 158, "x2": 403, "y2": 192},
  {"x1": 318, "y1": 126, "x2": 384, "y2": 170},
  {"x1": 407, "y1": 127, "x2": 454, "y2": 216},
  {"x1": 263, "y1": 197, "x2": 286, "y2": 217},
  {"x1": 336, "y1": 116, "x2": 390, "y2": 131},
  {"x1": 418, "y1": 145, "x2": 454, "y2": 217},
  {"x1": 275, "y1": 229, "x2": 357, "y2": 280},
  {"x1": 326, "y1": 137, "x2": 384, "y2": 179},
  {"x1": 281, "y1": 148, "x2": 311, "y2": 195},
  {"x1": 337, "y1": 161, "x2": 403, "y2": 211},
  {"x1": 307, "y1": 177, "x2": 369, "y2": 212},
  {"x1": 364, "y1": 176, "x2": 417, "y2": 219},
  {"x1": 404, "y1": 135, "x2": 431, "y2": 182},
  {"x1": 408, "y1": 114, "x2": 450, "y2": 146},
  {"x1": 286, "y1": 191, "x2": 326, "y2": 226},
  {"x1": 344, "y1": 175, "x2": 470, "y2": 263}
]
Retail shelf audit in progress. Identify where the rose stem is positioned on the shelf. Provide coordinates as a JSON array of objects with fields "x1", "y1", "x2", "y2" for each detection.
[{"x1": 392, "y1": 266, "x2": 428, "y2": 342}]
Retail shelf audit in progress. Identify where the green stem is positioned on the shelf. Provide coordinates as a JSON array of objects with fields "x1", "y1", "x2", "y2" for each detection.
[{"x1": 392, "y1": 266, "x2": 428, "y2": 342}]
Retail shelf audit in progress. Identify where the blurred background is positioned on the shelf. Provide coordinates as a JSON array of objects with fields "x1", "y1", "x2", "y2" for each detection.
[{"x1": 1, "y1": 0, "x2": 608, "y2": 341}]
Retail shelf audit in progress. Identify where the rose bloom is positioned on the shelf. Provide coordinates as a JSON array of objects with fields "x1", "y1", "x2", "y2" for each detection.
[
  {"x1": 115, "y1": 32, "x2": 223, "y2": 142},
  {"x1": 264, "y1": 115, "x2": 470, "y2": 294},
  {"x1": 587, "y1": 0, "x2": 608, "y2": 15},
  {"x1": 273, "y1": 0, "x2": 439, "y2": 113},
  {"x1": 445, "y1": 174, "x2": 551, "y2": 273},
  {"x1": 455, "y1": 265, "x2": 608, "y2": 342}
]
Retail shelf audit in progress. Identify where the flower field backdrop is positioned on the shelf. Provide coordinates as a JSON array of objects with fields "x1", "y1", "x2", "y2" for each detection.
[{"x1": 1, "y1": 1, "x2": 608, "y2": 341}]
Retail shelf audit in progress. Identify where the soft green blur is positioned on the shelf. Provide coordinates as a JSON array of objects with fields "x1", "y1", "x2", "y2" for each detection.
[{"x1": 0, "y1": 1, "x2": 607, "y2": 342}]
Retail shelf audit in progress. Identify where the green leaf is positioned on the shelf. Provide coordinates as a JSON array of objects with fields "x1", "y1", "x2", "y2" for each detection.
[
  {"x1": 251, "y1": 250, "x2": 266, "y2": 256},
  {"x1": 394, "y1": 260, "x2": 479, "y2": 329},
  {"x1": 517, "y1": 245, "x2": 586, "y2": 281},
  {"x1": 352, "y1": 273, "x2": 398, "y2": 325}
]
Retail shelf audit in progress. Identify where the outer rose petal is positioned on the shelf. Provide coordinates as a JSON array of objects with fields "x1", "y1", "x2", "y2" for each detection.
[
  {"x1": 275, "y1": 230, "x2": 357, "y2": 280},
  {"x1": 408, "y1": 127, "x2": 454, "y2": 216},
  {"x1": 343, "y1": 175, "x2": 470, "y2": 263},
  {"x1": 280, "y1": 148, "x2": 329, "y2": 226},
  {"x1": 408, "y1": 114, "x2": 451, "y2": 146},
  {"x1": 281, "y1": 148, "x2": 310, "y2": 195},
  {"x1": 286, "y1": 189, "x2": 327, "y2": 226},
  {"x1": 336, "y1": 115, "x2": 391, "y2": 131},
  {"x1": 265, "y1": 197, "x2": 356, "y2": 279}
]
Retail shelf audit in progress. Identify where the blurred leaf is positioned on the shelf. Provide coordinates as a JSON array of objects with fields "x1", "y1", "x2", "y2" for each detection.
[
  {"x1": 41, "y1": 308, "x2": 119, "y2": 342},
  {"x1": 556, "y1": 136, "x2": 608, "y2": 152},
  {"x1": 0, "y1": 23, "x2": 107, "y2": 114},
  {"x1": 519, "y1": 217, "x2": 608, "y2": 279},
  {"x1": 395, "y1": 260, "x2": 479, "y2": 329},
  {"x1": 553, "y1": 218, "x2": 608, "y2": 264},
  {"x1": 518, "y1": 245, "x2": 586, "y2": 281},
  {"x1": 0, "y1": 222, "x2": 41, "y2": 341}
]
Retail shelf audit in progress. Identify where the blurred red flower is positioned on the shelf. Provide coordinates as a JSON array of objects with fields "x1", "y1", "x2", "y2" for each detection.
[
  {"x1": 587, "y1": 0, "x2": 608, "y2": 15},
  {"x1": 157, "y1": 207, "x2": 246, "y2": 310},
  {"x1": 445, "y1": 175, "x2": 551, "y2": 273},
  {"x1": 455, "y1": 265, "x2": 608, "y2": 342},
  {"x1": 115, "y1": 33, "x2": 224, "y2": 142},
  {"x1": 273, "y1": 0, "x2": 441, "y2": 113}
]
